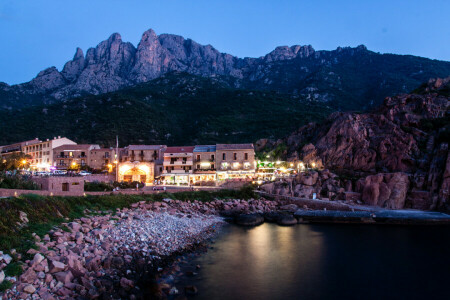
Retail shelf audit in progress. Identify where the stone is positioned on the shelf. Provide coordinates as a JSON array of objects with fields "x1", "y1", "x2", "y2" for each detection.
[
  {"x1": 20, "y1": 268, "x2": 37, "y2": 283},
  {"x1": 30, "y1": 253, "x2": 44, "y2": 268},
  {"x1": 184, "y1": 285, "x2": 198, "y2": 295},
  {"x1": 120, "y1": 277, "x2": 134, "y2": 290},
  {"x1": 0, "y1": 270, "x2": 4, "y2": 284},
  {"x1": 54, "y1": 271, "x2": 74, "y2": 284},
  {"x1": 49, "y1": 260, "x2": 66, "y2": 273},
  {"x1": 23, "y1": 284, "x2": 36, "y2": 294}
]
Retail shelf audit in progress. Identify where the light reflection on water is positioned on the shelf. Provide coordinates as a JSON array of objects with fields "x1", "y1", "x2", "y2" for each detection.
[{"x1": 179, "y1": 223, "x2": 450, "y2": 300}]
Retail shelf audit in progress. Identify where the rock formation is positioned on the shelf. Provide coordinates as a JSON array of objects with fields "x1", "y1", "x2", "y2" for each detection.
[{"x1": 259, "y1": 77, "x2": 450, "y2": 211}]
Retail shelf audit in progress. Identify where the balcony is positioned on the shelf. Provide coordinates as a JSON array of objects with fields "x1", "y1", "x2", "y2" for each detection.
[
  {"x1": 165, "y1": 160, "x2": 193, "y2": 166},
  {"x1": 162, "y1": 169, "x2": 193, "y2": 174}
]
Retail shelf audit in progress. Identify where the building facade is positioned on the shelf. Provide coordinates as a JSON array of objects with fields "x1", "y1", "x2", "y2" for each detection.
[
  {"x1": 121, "y1": 145, "x2": 166, "y2": 177},
  {"x1": 89, "y1": 148, "x2": 121, "y2": 171},
  {"x1": 161, "y1": 146, "x2": 195, "y2": 185},
  {"x1": 23, "y1": 137, "x2": 77, "y2": 171},
  {"x1": 215, "y1": 144, "x2": 256, "y2": 180},
  {"x1": 0, "y1": 139, "x2": 41, "y2": 161},
  {"x1": 192, "y1": 145, "x2": 216, "y2": 184},
  {"x1": 53, "y1": 144, "x2": 100, "y2": 169}
]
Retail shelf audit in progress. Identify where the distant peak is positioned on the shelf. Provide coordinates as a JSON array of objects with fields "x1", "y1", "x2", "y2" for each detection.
[
  {"x1": 356, "y1": 44, "x2": 367, "y2": 51},
  {"x1": 73, "y1": 47, "x2": 84, "y2": 60},
  {"x1": 141, "y1": 28, "x2": 157, "y2": 42},
  {"x1": 108, "y1": 32, "x2": 122, "y2": 42}
]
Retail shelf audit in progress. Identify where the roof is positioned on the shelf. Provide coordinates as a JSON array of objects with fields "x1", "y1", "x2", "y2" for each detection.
[
  {"x1": 193, "y1": 145, "x2": 216, "y2": 152},
  {"x1": 165, "y1": 146, "x2": 195, "y2": 154},
  {"x1": 53, "y1": 144, "x2": 100, "y2": 151},
  {"x1": 128, "y1": 145, "x2": 166, "y2": 151},
  {"x1": 216, "y1": 143, "x2": 254, "y2": 150}
]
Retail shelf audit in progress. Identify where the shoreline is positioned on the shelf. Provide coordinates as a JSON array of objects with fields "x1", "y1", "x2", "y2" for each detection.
[{"x1": 1, "y1": 194, "x2": 449, "y2": 299}]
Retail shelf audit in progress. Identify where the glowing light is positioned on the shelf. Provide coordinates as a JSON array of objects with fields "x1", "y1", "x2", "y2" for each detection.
[
  {"x1": 312, "y1": 162, "x2": 316, "y2": 168},
  {"x1": 276, "y1": 161, "x2": 281, "y2": 164},
  {"x1": 200, "y1": 162, "x2": 211, "y2": 167},
  {"x1": 290, "y1": 163, "x2": 294, "y2": 167},
  {"x1": 21, "y1": 160, "x2": 27, "y2": 164},
  {"x1": 72, "y1": 162, "x2": 77, "y2": 167},
  {"x1": 266, "y1": 155, "x2": 270, "y2": 158}
]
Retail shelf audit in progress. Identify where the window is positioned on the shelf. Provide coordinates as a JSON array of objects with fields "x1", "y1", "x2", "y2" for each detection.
[
  {"x1": 222, "y1": 153, "x2": 226, "y2": 160},
  {"x1": 81, "y1": 152, "x2": 85, "y2": 157},
  {"x1": 62, "y1": 183, "x2": 69, "y2": 192},
  {"x1": 196, "y1": 154, "x2": 200, "y2": 161},
  {"x1": 69, "y1": 152, "x2": 73, "y2": 157},
  {"x1": 211, "y1": 164, "x2": 215, "y2": 169},
  {"x1": 211, "y1": 154, "x2": 215, "y2": 160},
  {"x1": 60, "y1": 152, "x2": 64, "y2": 157},
  {"x1": 233, "y1": 153, "x2": 237, "y2": 160},
  {"x1": 244, "y1": 153, "x2": 248, "y2": 160},
  {"x1": 197, "y1": 164, "x2": 200, "y2": 169}
]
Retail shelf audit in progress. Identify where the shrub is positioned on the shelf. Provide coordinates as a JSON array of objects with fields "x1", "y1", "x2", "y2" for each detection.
[
  {"x1": 84, "y1": 181, "x2": 113, "y2": 192},
  {"x1": 0, "y1": 173, "x2": 40, "y2": 190}
]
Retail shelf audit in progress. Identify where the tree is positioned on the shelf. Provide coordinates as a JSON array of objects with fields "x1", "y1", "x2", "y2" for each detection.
[{"x1": 0, "y1": 152, "x2": 31, "y2": 171}]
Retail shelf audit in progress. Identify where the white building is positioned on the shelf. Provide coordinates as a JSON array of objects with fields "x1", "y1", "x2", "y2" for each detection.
[{"x1": 23, "y1": 136, "x2": 77, "y2": 171}]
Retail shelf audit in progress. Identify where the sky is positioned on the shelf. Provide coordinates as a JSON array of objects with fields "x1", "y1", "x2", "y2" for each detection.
[{"x1": 0, "y1": 0, "x2": 449, "y2": 85}]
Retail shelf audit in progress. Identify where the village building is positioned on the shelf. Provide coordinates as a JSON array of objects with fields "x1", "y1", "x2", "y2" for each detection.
[
  {"x1": 117, "y1": 160, "x2": 154, "y2": 184},
  {"x1": 215, "y1": 143, "x2": 256, "y2": 180},
  {"x1": 192, "y1": 145, "x2": 217, "y2": 184},
  {"x1": 32, "y1": 176, "x2": 84, "y2": 195},
  {"x1": 89, "y1": 148, "x2": 122, "y2": 171},
  {"x1": 119, "y1": 145, "x2": 166, "y2": 178},
  {"x1": 53, "y1": 144, "x2": 100, "y2": 169},
  {"x1": 0, "y1": 138, "x2": 41, "y2": 162},
  {"x1": 23, "y1": 136, "x2": 77, "y2": 171},
  {"x1": 161, "y1": 146, "x2": 194, "y2": 185}
]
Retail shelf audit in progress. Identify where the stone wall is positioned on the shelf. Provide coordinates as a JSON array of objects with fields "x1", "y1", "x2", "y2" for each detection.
[
  {"x1": 84, "y1": 174, "x2": 115, "y2": 183},
  {"x1": 32, "y1": 176, "x2": 84, "y2": 194}
]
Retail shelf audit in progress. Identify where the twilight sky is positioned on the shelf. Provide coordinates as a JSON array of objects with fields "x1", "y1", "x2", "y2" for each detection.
[{"x1": 1, "y1": 0, "x2": 449, "y2": 85}]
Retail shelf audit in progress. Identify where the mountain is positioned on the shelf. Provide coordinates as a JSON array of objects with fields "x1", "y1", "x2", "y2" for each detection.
[
  {"x1": 257, "y1": 77, "x2": 450, "y2": 211},
  {"x1": 1, "y1": 29, "x2": 450, "y2": 111},
  {"x1": 0, "y1": 72, "x2": 332, "y2": 146}
]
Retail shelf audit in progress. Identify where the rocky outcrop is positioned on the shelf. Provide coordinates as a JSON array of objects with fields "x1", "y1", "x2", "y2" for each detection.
[{"x1": 259, "y1": 78, "x2": 450, "y2": 211}]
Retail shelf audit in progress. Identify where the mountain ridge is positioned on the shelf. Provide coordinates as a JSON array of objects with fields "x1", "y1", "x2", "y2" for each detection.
[{"x1": 1, "y1": 28, "x2": 449, "y2": 111}]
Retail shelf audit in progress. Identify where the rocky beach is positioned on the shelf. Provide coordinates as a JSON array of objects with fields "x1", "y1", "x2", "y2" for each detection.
[{"x1": 0, "y1": 197, "x2": 283, "y2": 299}]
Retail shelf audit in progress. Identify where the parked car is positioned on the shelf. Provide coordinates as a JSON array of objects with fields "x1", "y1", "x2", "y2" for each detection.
[
  {"x1": 152, "y1": 186, "x2": 165, "y2": 191},
  {"x1": 35, "y1": 171, "x2": 49, "y2": 176},
  {"x1": 53, "y1": 170, "x2": 67, "y2": 176},
  {"x1": 79, "y1": 171, "x2": 92, "y2": 176}
]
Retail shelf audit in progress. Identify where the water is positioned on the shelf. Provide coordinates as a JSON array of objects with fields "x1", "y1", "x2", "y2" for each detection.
[{"x1": 179, "y1": 223, "x2": 450, "y2": 300}]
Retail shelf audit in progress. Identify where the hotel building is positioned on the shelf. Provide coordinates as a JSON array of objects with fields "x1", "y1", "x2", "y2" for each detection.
[
  {"x1": 53, "y1": 144, "x2": 100, "y2": 169},
  {"x1": 161, "y1": 146, "x2": 194, "y2": 185},
  {"x1": 216, "y1": 143, "x2": 256, "y2": 180},
  {"x1": 23, "y1": 136, "x2": 77, "y2": 171},
  {"x1": 192, "y1": 145, "x2": 217, "y2": 183}
]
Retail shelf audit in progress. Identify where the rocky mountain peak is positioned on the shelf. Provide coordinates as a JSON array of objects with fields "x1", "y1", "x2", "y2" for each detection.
[{"x1": 264, "y1": 45, "x2": 315, "y2": 62}]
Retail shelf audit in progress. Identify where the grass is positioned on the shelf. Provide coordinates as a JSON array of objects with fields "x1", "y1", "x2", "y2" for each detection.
[
  {"x1": 0, "y1": 281, "x2": 12, "y2": 292},
  {"x1": 0, "y1": 187, "x2": 256, "y2": 255}
]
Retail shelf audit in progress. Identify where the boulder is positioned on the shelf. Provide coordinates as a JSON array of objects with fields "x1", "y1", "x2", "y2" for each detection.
[
  {"x1": 276, "y1": 214, "x2": 298, "y2": 226},
  {"x1": 235, "y1": 214, "x2": 264, "y2": 226},
  {"x1": 361, "y1": 172, "x2": 409, "y2": 209}
]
